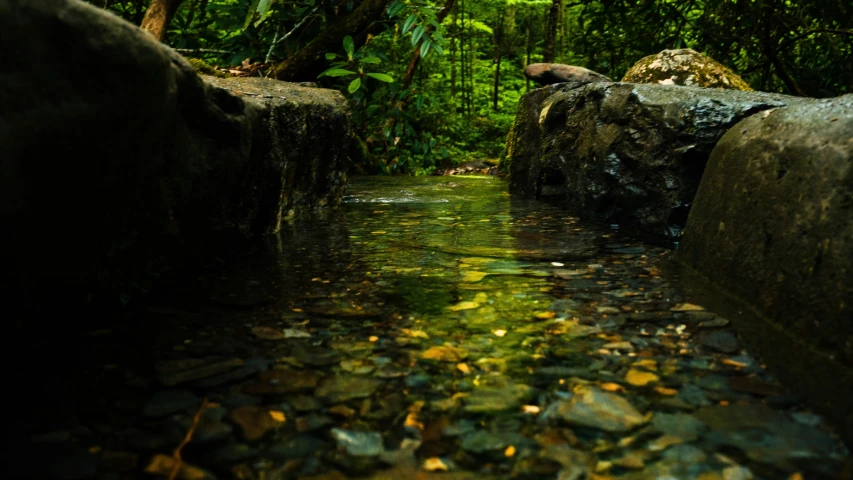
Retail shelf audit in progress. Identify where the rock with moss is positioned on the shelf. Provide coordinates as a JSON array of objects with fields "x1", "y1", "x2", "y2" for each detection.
[
  {"x1": 622, "y1": 49, "x2": 752, "y2": 91},
  {"x1": 676, "y1": 95, "x2": 853, "y2": 443},
  {"x1": 503, "y1": 81, "x2": 804, "y2": 242},
  {"x1": 1, "y1": 0, "x2": 350, "y2": 309},
  {"x1": 186, "y1": 57, "x2": 228, "y2": 78}
]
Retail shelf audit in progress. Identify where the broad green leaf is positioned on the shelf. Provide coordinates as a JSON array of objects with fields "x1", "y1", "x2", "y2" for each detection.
[
  {"x1": 343, "y1": 36, "x2": 355, "y2": 59},
  {"x1": 348, "y1": 77, "x2": 361, "y2": 93},
  {"x1": 243, "y1": 0, "x2": 262, "y2": 29},
  {"x1": 320, "y1": 68, "x2": 357, "y2": 77},
  {"x1": 432, "y1": 31, "x2": 445, "y2": 43},
  {"x1": 420, "y1": 38, "x2": 431, "y2": 57},
  {"x1": 366, "y1": 105, "x2": 380, "y2": 116},
  {"x1": 367, "y1": 72, "x2": 394, "y2": 83},
  {"x1": 359, "y1": 56, "x2": 381, "y2": 64},
  {"x1": 325, "y1": 52, "x2": 337, "y2": 60},
  {"x1": 402, "y1": 14, "x2": 417, "y2": 34},
  {"x1": 257, "y1": 0, "x2": 273, "y2": 18},
  {"x1": 412, "y1": 25, "x2": 427, "y2": 45},
  {"x1": 387, "y1": 0, "x2": 405, "y2": 18},
  {"x1": 433, "y1": 43, "x2": 444, "y2": 55}
]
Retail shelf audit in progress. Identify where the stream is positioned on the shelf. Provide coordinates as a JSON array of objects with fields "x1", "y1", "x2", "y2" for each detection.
[{"x1": 18, "y1": 176, "x2": 850, "y2": 480}]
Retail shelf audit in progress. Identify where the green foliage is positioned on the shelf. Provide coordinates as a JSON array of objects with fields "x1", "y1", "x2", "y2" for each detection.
[{"x1": 90, "y1": 0, "x2": 852, "y2": 175}]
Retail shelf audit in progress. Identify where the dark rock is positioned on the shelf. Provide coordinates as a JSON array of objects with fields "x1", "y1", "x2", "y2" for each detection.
[
  {"x1": 242, "y1": 368, "x2": 321, "y2": 395},
  {"x1": 622, "y1": 49, "x2": 752, "y2": 91},
  {"x1": 267, "y1": 435, "x2": 329, "y2": 459},
  {"x1": 695, "y1": 404, "x2": 846, "y2": 470},
  {"x1": 228, "y1": 405, "x2": 284, "y2": 441},
  {"x1": 677, "y1": 94, "x2": 853, "y2": 444},
  {"x1": 316, "y1": 375, "x2": 383, "y2": 404},
  {"x1": 651, "y1": 412, "x2": 707, "y2": 441},
  {"x1": 502, "y1": 81, "x2": 802, "y2": 242},
  {"x1": 697, "y1": 330, "x2": 740, "y2": 353},
  {"x1": 142, "y1": 389, "x2": 200, "y2": 417},
  {"x1": 1, "y1": 0, "x2": 350, "y2": 309},
  {"x1": 523, "y1": 63, "x2": 611, "y2": 86}
]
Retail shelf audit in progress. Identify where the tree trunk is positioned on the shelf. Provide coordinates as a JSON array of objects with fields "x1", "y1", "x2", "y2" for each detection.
[
  {"x1": 492, "y1": 13, "x2": 503, "y2": 112},
  {"x1": 460, "y1": 0, "x2": 467, "y2": 116},
  {"x1": 450, "y1": 33, "x2": 457, "y2": 97},
  {"x1": 401, "y1": 0, "x2": 457, "y2": 89},
  {"x1": 525, "y1": 23, "x2": 532, "y2": 92},
  {"x1": 542, "y1": 0, "x2": 560, "y2": 63},
  {"x1": 140, "y1": 0, "x2": 184, "y2": 42},
  {"x1": 273, "y1": 0, "x2": 393, "y2": 82}
]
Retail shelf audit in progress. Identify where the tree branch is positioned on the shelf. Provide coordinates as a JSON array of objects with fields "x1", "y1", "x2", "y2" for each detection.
[
  {"x1": 265, "y1": 6, "x2": 320, "y2": 63},
  {"x1": 272, "y1": 0, "x2": 393, "y2": 81},
  {"x1": 778, "y1": 28, "x2": 853, "y2": 52}
]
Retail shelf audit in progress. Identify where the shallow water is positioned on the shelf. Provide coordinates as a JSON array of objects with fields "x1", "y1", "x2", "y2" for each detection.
[{"x1": 18, "y1": 176, "x2": 850, "y2": 479}]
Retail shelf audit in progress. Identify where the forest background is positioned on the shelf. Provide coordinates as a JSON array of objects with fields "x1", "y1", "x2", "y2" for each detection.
[{"x1": 90, "y1": 0, "x2": 852, "y2": 174}]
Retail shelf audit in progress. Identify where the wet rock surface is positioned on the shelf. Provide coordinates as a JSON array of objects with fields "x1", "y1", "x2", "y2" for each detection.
[
  {"x1": 524, "y1": 63, "x2": 612, "y2": 86},
  {"x1": 502, "y1": 81, "x2": 804, "y2": 242},
  {"x1": 622, "y1": 48, "x2": 752, "y2": 91},
  {"x1": 677, "y1": 94, "x2": 853, "y2": 444},
  {"x1": 15, "y1": 176, "x2": 850, "y2": 479},
  {"x1": 1, "y1": 0, "x2": 350, "y2": 309}
]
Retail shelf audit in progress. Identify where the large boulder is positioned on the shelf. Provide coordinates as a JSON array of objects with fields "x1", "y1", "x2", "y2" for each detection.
[
  {"x1": 502, "y1": 81, "x2": 801, "y2": 242},
  {"x1": 622, "y1": 49, "x2": 752, "y2": 91},
  {"x1": 0, "y1": 0, "x2": 350, "y2": 308},
  {"x1": 676, "y1": 96, "x2": 853, "y2": 441},
  {"x1": 523, "y1": 63, "x2": 612, "y2": 86}
]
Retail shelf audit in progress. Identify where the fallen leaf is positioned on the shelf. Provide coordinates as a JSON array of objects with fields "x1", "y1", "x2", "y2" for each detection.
[
  {"x1": 422, "y1": 345, "x2": 468, "y2": 362},
  {"x1": 462, "y1": 271, "x2": 488, "y2": 282},
  {"x1": 600, "y1": 382, "x2": 625, "y2": 393},
  {"x1": 251, "y1": 326, "x2": 284, "y2": 340},
  {"x1": 456, "y1": 363, "x2": 471, "y2": 374},
  {"x1": 400, "y1": 328, "x2": 429, "y2": 339},
  {"x1": 423, "y1": 457, "x2": 449, "y2": 472},
  {"x1": 448, "y1": 301, "x2": 480, "y2": 311},
  {"x1": 505, "y1": 445, "x2": 516, "y2": 457},
  {"x1": 405, "y1": 412, "x2": 423, "y2": 430},
  {"x1": 721, "y1": 358, "x2": 747, "y2": 368},
  {"x1": 633, "y1": 359, "x2": 658, "y2": 370},
  {"x1": 268, "y1": 410, "x2": 286, "y2": 422},
  {"x1": 144, "y1": 454, "x2": 211, "y2": 479},
  {"x1": 522, "y1": 405, "x2": 540, "y2": 414},
  {"x1": 647, "y1": 435, "x2": 683, "y2": 452},
  {"x1": 283, "y1": 329, "x2": 311, "y2": 338},
  {"x1": 625, "y1": 369, "x2": 659, "y2": 386},
  {"x1": 493, "y1": 329, "x2": 507, "y2": 337},
  {"x1": 536, "y1": 311, "x2": 556, "y2": 319},
  {"x1": 369, "y1": 336, "x2": 379, "y2": 342},
  {"x1": 654, "y1": 386, "x2": 678, "y2": 396},
  {"x1": 670, "y1": 303, "x2": 705, "y2": 312}
]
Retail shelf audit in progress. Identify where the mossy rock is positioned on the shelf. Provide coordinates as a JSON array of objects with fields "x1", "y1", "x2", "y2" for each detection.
[
  {"x1": 622, "y1": 49, "x2": 752, "y2": 91},
  {"x1": 186, "y1": 57, "x2": 228, "y2": 78}
]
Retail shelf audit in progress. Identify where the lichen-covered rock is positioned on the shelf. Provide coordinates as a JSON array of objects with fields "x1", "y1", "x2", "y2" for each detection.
[
  {"x1": 0, "y1": 0, "x2": 350, "y2": 308},
  {"x1": 622, "y1": 49, "x2": 752, "y2": 91},
  {"x1": 502, "y1": 81, "x2": 801, "y2": 242},
  {"x1": 523, "y1": 63, "x2": 612, "y2": 86},
  {"x1": 676, "y1": 96, "x2": 853, "y2": 440}
]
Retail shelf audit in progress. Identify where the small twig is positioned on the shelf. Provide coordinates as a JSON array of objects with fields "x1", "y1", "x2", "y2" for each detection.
[
  {"x1": 168, "y1": 397, "x2": 210, "y2": 480},
  {"x1": 265, "y1": 6, "x2": 320, "y2": 63},
  {"x1": 174, "y1": 48, "x2": 235, "y2": 55}
]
